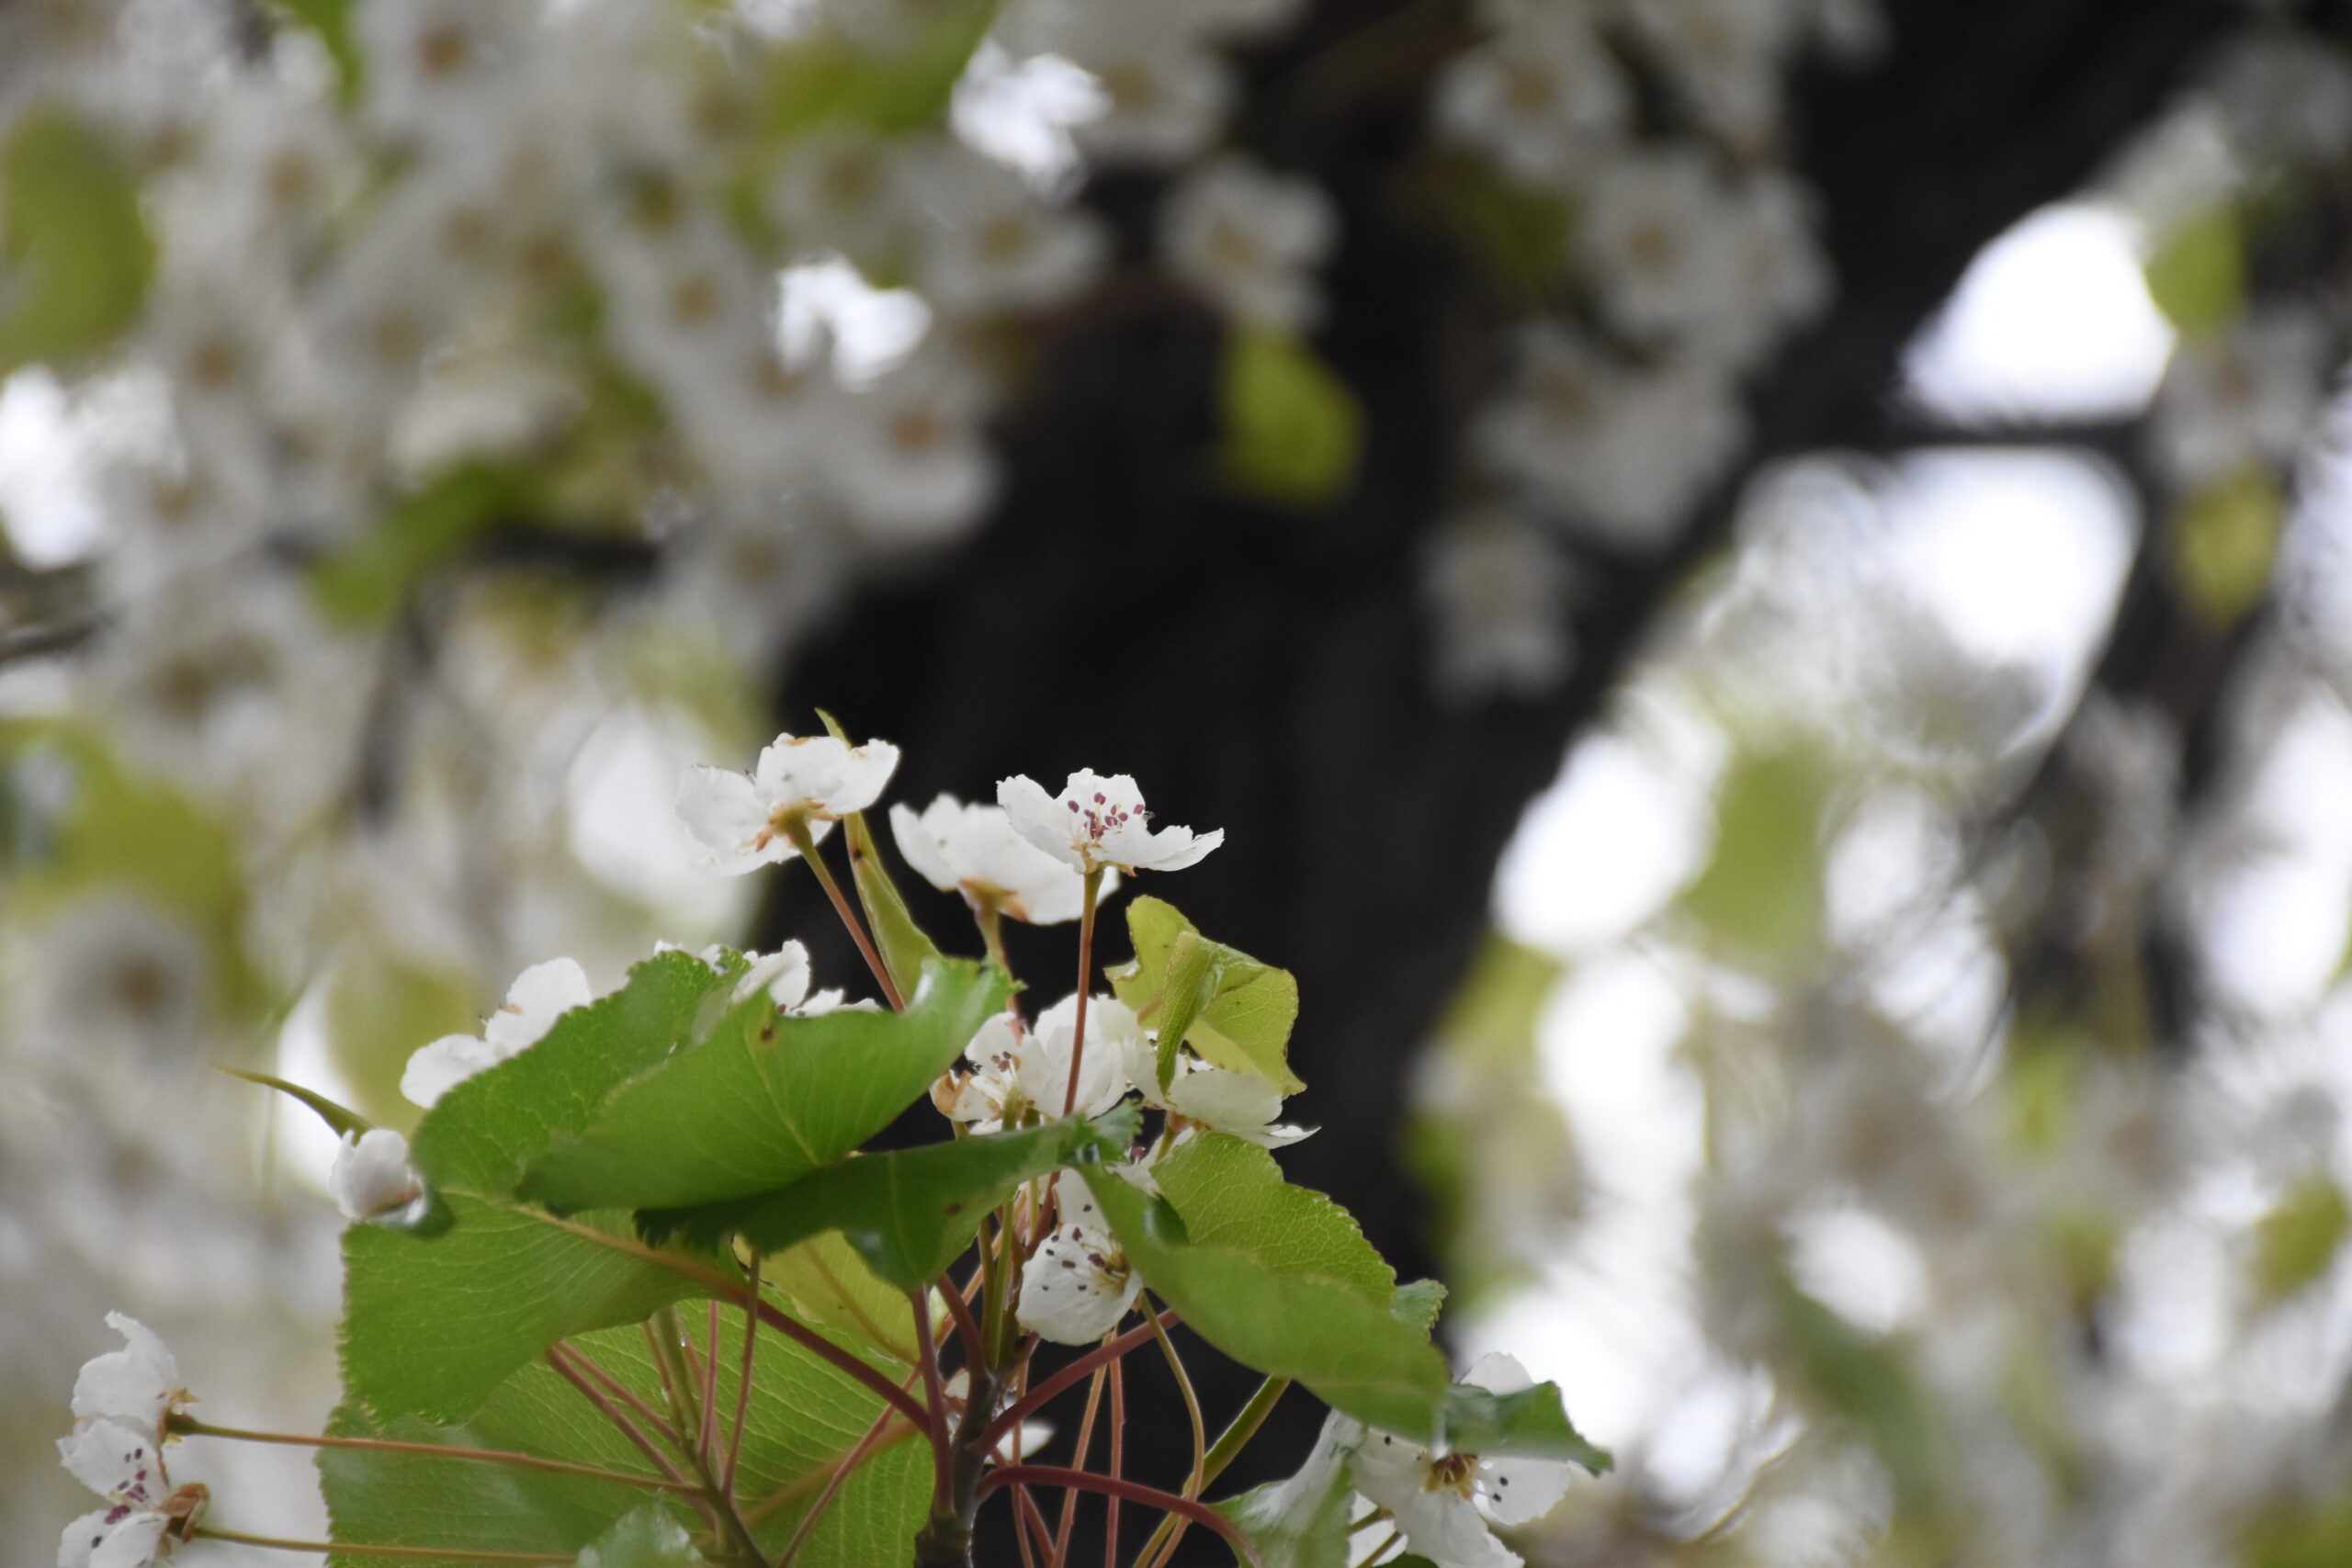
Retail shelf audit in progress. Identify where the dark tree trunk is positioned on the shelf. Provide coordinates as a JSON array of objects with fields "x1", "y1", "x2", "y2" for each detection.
[{"x1": 761, "y1": 0, "x2": 2237, "y2": 1552}]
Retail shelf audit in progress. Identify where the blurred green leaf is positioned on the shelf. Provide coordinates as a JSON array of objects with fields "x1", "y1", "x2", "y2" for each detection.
[
  {"x1": 0, "y1": 107, "x2": 153, "y2": 374},
  {"x1": 1683, "y1": 747, "x2": 1830, "y2": 959},
  {"x1": 1390, "y1": 1279, "x2": 1446, "y2": 1333},
  {"x1": 1424, "y1": 151, "x2": 1575, "y2": 305},
  {"x1": 311, "y1": 463, "x2": 539, "y2": 627},
  {"x1": 1110, "y1": 897, "x2": 1304, "y2": 1094},
  {"x1": 762, "y1": 0, "x2": 996, "y2": 137},
  {"x1": 1218, "y1": 328, "x2": 1363, "y2": 509},
  {"x1": 520, "y1": 959, "x2": 1011, "y2": 1213},
  {"x1": 644, "y1": 1107, "x2": 1138, "y2": 1289},
  {"x1": 2171, "y1": 466, "x2": 2282, "y2": 627},
  {"x1": 2245, "y1": 1495, "x2": 2352, "y2": 1568},
  {"x1": 1777, "y1": 1280, "x2": 1948, "y2": 1514},
  {"x1": 2253, "y1": 1175, "x2": 2349, "y2": 1302},
  {"x1": 268, "y1": 0, "x2": 364, "y2": 103},
  {"x1": 2143, "y1": 206, "x2": 2245, "y2": 338},
  {"x1": 411, "y1": 951, "x2": 734, "y2": 1199},
  {"x1": 327, "y1": 954, "x2": 485, "y2": 1126}
]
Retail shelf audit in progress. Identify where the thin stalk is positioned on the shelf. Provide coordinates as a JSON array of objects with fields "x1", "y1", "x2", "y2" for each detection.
[
  {"x1": 1143, "y1": 1303, "x2": 1205, "y2": 1497},
  {"x1": 647, "y1": 1307, "x2": 705, "y2": 1446},
  {"x1": 698, "y1": 1300, "x2": 723, "y2": 1465},
  {"x1": 752, "y1": 1386, "x2": 919, "y2": 1527},
  {"x1": 976, "y1": 900, "x2": 1012, "y2": 976},
  {"x1": 190, "y1": 1529, "x2": 569, "y2": 1562},
  {"x1": 1135, "y1": 1377, "x2": 1290, "y2": 1568},
  {"x1": 722, "y1": 1254, "x2": 762, "y2": 1496},
  {"x1": 1362, "y1": 1525, "x2": 1404, "y2": 1563},
  {"x1": 978, "y1": 1469, "x2": 1261, "y2": 1567},
  {"x1": 1012, "y1": 1484, "x2": 1054, "y2": 1568},
  {"x1": 544, "y1": 1348, "x2": 694, "y2": 1490},
  {"x1": 787, "y1": 819, "x2": 903, "y2": 1010},
  {"x1": 771, "y1": 1416, "x2": 922, "y2": 1564},
  {"x1": 938, "y1": 1272, "x2": 986, "y2": 1369},
  {"x1": 1103, "y1": 1358, "x2": 1126, "y2": 1568},
  {"x1": 912, "y1": 1289, "x2": 955, "y2": 1513},
  {"x1": 1060, "y1": 869, "x2": 1105, "y2": 1115},
  {"x1": 1051, "y1": 1365, "x2": 1110, "y2": 1567},
  {"x1": 566, "y1": 1341, "x2": 686, "y2": 1450},
  {"x1": 170, "y1": 1419, "x2": 695, "y2": 1495},
  {"x1": 981, "y1": 1310, "x2": 1178, "y2": 1454}
]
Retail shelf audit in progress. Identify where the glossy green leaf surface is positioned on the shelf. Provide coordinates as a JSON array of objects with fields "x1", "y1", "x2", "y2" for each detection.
[
  {"x1": 1152, "y1": 1134, "x2": 1392, "y2": 1302},
  {"x1": 1111, "y1": 898, "x2": 1303, "y2": 1094}
]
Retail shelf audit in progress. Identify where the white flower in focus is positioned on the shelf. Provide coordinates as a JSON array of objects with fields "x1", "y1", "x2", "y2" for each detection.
[
  {"x1": 1435, "y1": 4, "x2": 1628, "y2": 184},
  {"x1": 59, "y1": 1505, "x2": 174, "y2": 1568},
  {"x1": 944, "y1": 995, "x2": 1136, "y2": 1131},
  {"x1": 1119, "y1": 1032, "x2": 1311, "y2": 1148},
  {"x1": 71, "y1": 1315, "x2": 190, "y2": 1434},
  {"x1": 401, "y1": 956, "x2": 596, "y2": 1108},
  {"x1": 675, "y1": 732, "x2": 902, "y2": 875},
  {"x1": 1345, "y1": 1354, "x2": 1575, "y2": 1568},
  {"x1": 1159, "y1": 154, "x2": 1337, "y2": 332},
  {"x1": 59, "y1": 1418, "x2": 170, "y2": 1509},
  {"x1": 998, "y1": 770, "x2": 1223, "y2": 874},
  {"x1": 1018, "y1": 1215, "x2": 1142, "y2": 1344},
  {"x1": 1423, "y1": 513, "x2": 1577, "y2": 701},
  {"x1": 329, "y1": 1130, "x2": 431, "y2": 1226},
  {"x1": 732, "y1": 942, "x2": 814, "y2": 1010},
  {"x1": 889, "y1": 795, "x2": 1113, "y2": 923}
]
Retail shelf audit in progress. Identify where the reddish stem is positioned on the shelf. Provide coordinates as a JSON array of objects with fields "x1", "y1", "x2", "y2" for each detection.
[
  {"x1": 722, "y1": 1257, "x2": 761, "y2": 1496},
  {"x1": 1104, "y1": 1357, "x2": 1126, "y2": 1568},
  {"x1": 1013, "y1": 1484, "x2": 1055, "y2": 1568},
  {"x1": 1052, "y1": 1366, "x2": 1110, "y2": 1566},
  {"x1": 790, "y1": 821, "x2": 905, "y2": 1010},
  {"x1": 911, "y1": 1289, "x2": 954, "y2": 1513},
  {"x1": 544, "y1": 1348, "x2": 693, "y2": 1490},
  {"x1": 981, "y1": 1310, "x2": 1178, "y2": 1454},
  {"x1": 1060, "y1": 870, "x2": 1104, "y2": 1115},
  {"x1": 978, "y1": 1468, "x2": 1261, "y2": 1566},
  {"x1": 937, "y1": 1273, "x2": 986, "y2": 1368}
]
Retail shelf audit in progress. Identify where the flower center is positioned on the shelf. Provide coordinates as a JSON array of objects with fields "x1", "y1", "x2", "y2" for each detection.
[{"x1": 1064, "y1": 790, "x2": 1141, "y2": 844}]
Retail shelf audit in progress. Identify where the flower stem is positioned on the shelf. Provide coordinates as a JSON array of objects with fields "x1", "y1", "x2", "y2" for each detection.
[
  {"x1": 544, "y1": 1348, "x2": 694, "y2": 1491},
  {"x1": 1051, "y1": 1363, "x2": 1110, "y2": 1566},
  {"x1": 169, "y1": 1419, "x2": 697, "y2": 1494},
  {"x1": 1103, "y1": 1357, "x2": 1126, "y2": 1568},
  {"x1": 978, "y1": 1469, "x2": 1262, "y2": 1567},
  {"x1": 976, "y1": 900, "x2": 1012, "y2": 977},
  {"x1": 190, "y1": 1529, "x2": 571, "y2": 1562},
  {"x1": 1061, "y1": 869, "x2": 1105, "y2": 1116},
  {"x1": 1133, "y1": 1375, "x2": 1290, "y2": 1568},
  {"x1": 980, "y1": 1309, "x2": 1179, "y2": 1454},
  {"x1": 722, "y1": 1253, "x2": 761, "y2": 1496},
  {"x1": 1143, "y1": 1301, "x2": 1205, "y2": 1497},
  {"x1": 788, "y1": 820, "x2": 904, "y2": 1010},
  {"x1": 912, "y1": 1289, "x2": 955, "y2": 1514}
]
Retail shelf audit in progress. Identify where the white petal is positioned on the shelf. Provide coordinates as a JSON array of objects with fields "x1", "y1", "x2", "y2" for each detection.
[
  {"x1": 1462, "y1": 1352, "x2": 1534, "y2": 1396},
  {"x1": 1165, "y1": 1066, "x2": 1284, "y2": 1137},
  {"x1": 677, "y1": 765, "x2": 791, "y2": 874},
  {"x1": 890, "y1": 799, "x2": 965, "y2": 894},
  {"x1": 89, "y1": 1509, "x2": 171, "y2": 1568},
  {"x1": 72, "y1": 1320, "x2": 179, "y2": 1428},
  {"x1": 1476, "y1": 1452, "x2": 1571, "y2": 1529},
  {"x1": 1347, "y1": 1427, "x2": 1434, "y2": 1511},
  {"x1": 754, "y1": 733, "x2": 849, "y2": 804},
  {"x1": 58, "y1": 1419, "x2": 165, "y2": 1505},
  {"x1": 997, "y1": 774, "x2": 1084, "y2": 868},
  {"x1": 827, "y1": 739, "x2": 899, "y2": 814},
  {"x1": 1020, "y1": 994, "x2": 1133, "y2": 1119},
  {"x1": 1118, "y1": 822, "x2": 1224, "y2": 872},
  {"x1": 1392, "y1": 1488, "x2": 1521, "y2": 1568},
  {"x1": 734, "y1": 942, "x2": 813, "y2": 1010},
  {"x1": 484, "y1": 956, "x2": 593, "y2": 1055},
  {"x1": 1017, "y1": 1224, "x2": 1141, "y2": 1344},
  {"x1": 329, "y1": 1130, "x2": 428, "y2": 1224},
  {"x1": 400, "y1": 1032, "x2": 503, "y2": 1109}
]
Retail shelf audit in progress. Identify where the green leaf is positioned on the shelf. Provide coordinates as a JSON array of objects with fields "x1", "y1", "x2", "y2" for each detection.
[
  {"x1": 2253, "y1": 1175, "x2": 2349, "y2": 1301},
  {"x1": 412, "y1": 952, "x2": 734, "y2": 1201},
  {"x1": 763, "y1": 1233, "x2": 929, "y2": 1369},
  {"x1": 815, "y1": 710, "x2": 946, "y2": 998},
  {"x1": 323, "y1": 1313, "x2": 926, "y2": 1566},
  {"x1": 2144, "y1": 206, "x2": 2244, "y2": 338},
  {"x1": 311, "y1": 463, "x2": 538, "y2": 627},
  {"x1": 267, "y1": 0, "x2": 364, "y2": 103},
  {"x1": 1682, "y1": 747, "x2": 1830, "y2": 959},
  {"x1": 1152, "y1": 1134, "x2": 1393, "y2": 1302},
  {"x1": 1081, "y1": 1168, "x2": 1450, "y2": 1441},
  {"x1": 1150, "y1": 933, "x2": 1227, "y2": 1092},
  {"x1": 341, "y1": 1195, "x2": 707, "y2": 1423},
  {"x1": 1216, "y1": 1412, "x2": 1356, "y2": 1568},
  {"x1": 2171, "y1": 466, "x2": 2282, "y2": 627},
  {"x1": 1218, "y1": 328, "x2": 1363, "y2": 509},
  {"x1": 572, "y1": 1507, "x2": 707, "y2": 1568},
  {"x1": 2246, "y1": 1495, "x2": 2352, "y2": 1568},
  {"x1": 1391, "y1": 1280, "x2": 1446, "y2": 1334},
  {"x1": 520, "y1": 959, "x2": 1011, "y2": 1213},
  {"x1": 762, "y1": 0, "x2": 996, "y2": 137},
  {"x1": 1776, "y1": 1279, "x2": 1948, "y2": 1512},
  {"x1": 1110, "y1": 898, "x2": 1303, "y2": 1095},
  {"x1": 1441, "y1": 1380, "x2": 1611, "y2": 1472},
  {"x1": 0, "y1": 107, "x2": 154, "y2": 374},
  {"x1": 646, "y1": 1107, "x2": 1138, "y2": 1290},
  {"x1": 220, "y1": 1068, "x2": 372, "y2": 1139}
]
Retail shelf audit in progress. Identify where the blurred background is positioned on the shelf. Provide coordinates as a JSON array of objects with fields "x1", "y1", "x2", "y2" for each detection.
[{"x1": 6, "y1": 0, "x2": 2352, "y2": 1563}]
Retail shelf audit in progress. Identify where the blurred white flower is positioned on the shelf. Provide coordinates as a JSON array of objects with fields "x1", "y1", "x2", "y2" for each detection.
[
  {"x1": 816, "y1": 349, "x2": 1000, "y2": 545},
  {"x1": 20, "y1": 896, "x2": 211, "y2": 1067},
  {"x1": 1436, "y1": 2, "x2": 1628, "y2": 184},
  {"x1": 1159, "y1": 154, "x2": 1337, "y2": 332},
  {"x1": 733, "y1": 942, "x2": 814, "y2": 1009},
  {"x1": 998, "y1": 770, "x2": 1222, "y2": 874},
  {"x1": 328, "y1": 1130, "x2": 430, "y2": 1227},
  {"x1": 675, "y1": 732, "x2": 902, "y2": 875},
  {"x1": 2148, "y1": 307, "x2": 2332, "y2": 491},
  {"x1": 890, "y1": 794, "x2": 1114, "y2": 924},
  {"x1": 1423, "y1": 513, "x2": 1578, "y2": 701},
  {"x1": 910, "y1": 147, "x2": 1106, "y2": 316},
  {"x1": 401, "y1": 956, "x2": 596, "y2": 1108}
]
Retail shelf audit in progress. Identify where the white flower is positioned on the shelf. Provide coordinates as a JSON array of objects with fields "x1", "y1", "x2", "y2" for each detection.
[
  {"x1": 1012, "y1": 7, "x2": 1231, "y2": 165},
  {"x1": 71, "y1": 1315, "x2": 190, "y2": 1435},
  {"x1": 1159, "y1": 154, "x2": 1337, "y2": 332},
  {"x1": 59, "y1": 1505, "x2": 173, "y2": 1568},
  {"x1": 997, "y1": 771, "x2": 1223, "y2": 874},
  {"x1": 59, "y1": 1418, "x2": 170, "y2": 1509},
  {"x1": 1345, "y1": 1355, "x2": 1575, "y2": 1568},
  {"x1": 329, "y1": 1130, "x2": 431, "y2": 1227},
  {"x1": 1018, "y1": 1215, "x2": 1142, "y2": 1344},
  {"x1": 1422, "y1": 513, "x2": 1578, "y2": 701},
  {"x1": 815, "y1": 350, "x2": 1000, "y2": 546},
  {"x1": 944, "y1": 994, "x2": 1136, "y2": 1132},
  {"x1": 675, "y1": 732, "x2": 902, "y2": 876},
  {"x1": 2148, "y1": 307, "x2": 2331, "y2": 491},
  {"x1": 888, "y1": 795, "x2": 1113, "y2": 924},
  {"x1": 909, "y1": 146, "x2": 1106, "y2": 317},
  {"x1": 732, "y1": 942, "x2": 814, "y2": 1010},
  {"x1": 1119, "y1": 1032, "x2": 1311, "y2": 1148},
  {"x1": 401, "y1": 956, "x2": 595, "y2": 1108}
]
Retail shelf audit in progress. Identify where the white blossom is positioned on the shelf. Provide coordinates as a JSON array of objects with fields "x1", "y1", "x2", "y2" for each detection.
[
  {"x1": 732, "y1": 942, "x2": 814, "y2": 1009},
  {"x1": 1159, "y1": 154, "x2": 1337, "y2": 332},
  {"x1": 945, "y1": 994, "x2": 1136, "y2": 1131},
  {"x1": 329, "y1": 1130, "x2": 431, "y2": 1227},
  {"x1": 910, "y1": 146, "x2": 1106, "y2": 316},
  {"x1": 1010, "y1": 6, "x2": 1232, "y2": 165},
  {"x1": 815, "y1": 349, "x2": 1000, "y2": 546},
  {"x1": 2149, "y1": 307, "x2": 2332, "y2": 491},
  {"x1": 401, "y1": 956, "x2": 595, "y2": 1108},
  {"x1": 1119, "y1": 1032, "x2": 1311, "y2": 1148},
  {"x1": 675, "y1": 732, "x2": 902, "y2": 875},
  {"x1": 1344, "y1": 1354, "x2": 1575, "y2": 1567},
  {"x1": 1018, "y1": 1191, "x2": 1142, "y2": 1344},
  {"x1": 58, "y1": 1506, "x2": 174, "y2": 1568},
  {"x1": 889, "y1": 795, "x2": 1111, "y2": 924},
  {"x1": 71, "y1": 1315, "x2": 190, "y2": 1435},
  {"x1": 1423, "y1": 513, "x2": 1578, "y2": 701},
  {"x1": 997, "y1": 770, "x2": 1222, "y2": 874},
  {"x1": 1435, "y1": 3, "x2": 1628, "y2": 185}
]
